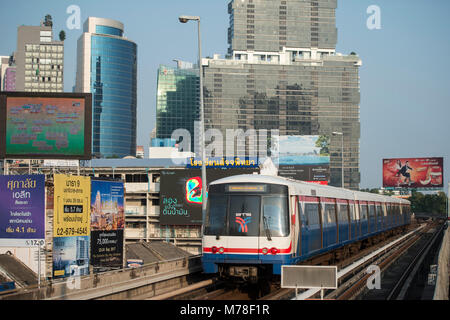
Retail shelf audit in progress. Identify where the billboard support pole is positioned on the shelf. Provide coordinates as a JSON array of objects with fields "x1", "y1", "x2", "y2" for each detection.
[{"x1": 38, "y1": 244, "x2": 41, "y2": 288}]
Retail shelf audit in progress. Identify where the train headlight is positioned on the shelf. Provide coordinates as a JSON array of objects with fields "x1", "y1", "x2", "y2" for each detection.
[
  {"x1": 270, "y1": 247, "x2": 278, "y2": 255},
  {"x1": 219, "y1": 247, "x2": 225, "y2": 254},
  {"x1": 211, "y1": 246, "x2": 218, "y2": 254},
  {"x1": 262, "y1": 247, "x2": 268, "y2": 255}
]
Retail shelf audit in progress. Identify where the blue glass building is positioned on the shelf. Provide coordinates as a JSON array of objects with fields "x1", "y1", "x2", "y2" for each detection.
[{"x1": 76, "y1": 18, "x2": 137, "y2": 158}]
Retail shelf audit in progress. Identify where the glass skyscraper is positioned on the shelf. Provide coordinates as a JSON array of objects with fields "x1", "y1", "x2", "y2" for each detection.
[
  {"x1": 75, "y1": 17, "x2": 137, "y2": 158},
  {"x1": 202, "y1": 0, "x2": 361, "y2": 189},
  {"x1": 155, "y1": 62, "x2": 199, "y2": 152}
]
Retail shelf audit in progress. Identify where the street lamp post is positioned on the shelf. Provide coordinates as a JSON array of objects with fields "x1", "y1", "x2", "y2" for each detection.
[
  {"x1": 179, "y1": 15, "x2": 207, "y2": 234},
  {"x1": 332, "y1": 132, "x2": 344, "y2": 188}
]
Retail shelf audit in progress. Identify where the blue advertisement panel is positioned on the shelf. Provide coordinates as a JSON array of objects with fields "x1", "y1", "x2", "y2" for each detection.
[
  {"x1": 0, "y1": 175, "x2": 45, "y2": 247},
  {"x1": 90, "y1": 180, "x2": 125, "y2": 272},
  {"x1": 53, "y1": 236, "x2": 90, "y2": 278}
]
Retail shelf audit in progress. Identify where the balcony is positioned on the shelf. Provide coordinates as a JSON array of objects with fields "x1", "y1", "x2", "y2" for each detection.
[
  {"x1": 125, "y1": 205, "x2": 146, "y2": 216},
  {"x1": 125, "y1": 182, "x2": 160, "y2": 193},
  {"x1": 148, "y1": 206, "x2": 160, "y2": 216},
  {"x1": 125, "y1": 228, "x2": 146, "y2": 239}
]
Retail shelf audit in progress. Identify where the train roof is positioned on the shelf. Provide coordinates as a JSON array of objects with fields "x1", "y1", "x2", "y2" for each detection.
[{"x1": 210, "y1": 174, "x2": 410, "y2": 204}]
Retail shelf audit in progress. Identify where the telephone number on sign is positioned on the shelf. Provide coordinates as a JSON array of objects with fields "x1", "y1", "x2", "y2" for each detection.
[{"x1": 56, "y1": 227, "x2": 88, "y2": 236}]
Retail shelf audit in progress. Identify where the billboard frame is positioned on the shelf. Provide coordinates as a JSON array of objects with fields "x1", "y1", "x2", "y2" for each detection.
[
  {"x1": 0, "y1": 91, "x2": 92, "y2": 160},
  {"x1": 382, "y1": 157, "x2": 444, "y2": 190}
]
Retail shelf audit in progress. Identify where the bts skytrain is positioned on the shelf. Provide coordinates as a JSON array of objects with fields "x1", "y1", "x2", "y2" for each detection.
[{"x1": 202, "y1": 174, "x2": 411, "y2": 283}]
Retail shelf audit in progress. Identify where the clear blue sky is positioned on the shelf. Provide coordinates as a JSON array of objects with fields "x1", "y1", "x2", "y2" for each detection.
[{"x1": 1, "y1": 0, "x2": 449, "y2": 190}]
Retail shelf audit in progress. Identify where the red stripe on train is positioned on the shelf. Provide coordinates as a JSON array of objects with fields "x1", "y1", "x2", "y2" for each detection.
[{"x1": 203, "y1": 242, "x2": 292, "y2": 254}]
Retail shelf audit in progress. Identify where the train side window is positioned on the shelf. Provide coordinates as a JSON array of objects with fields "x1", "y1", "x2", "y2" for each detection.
[
  {"x1": 349, "y1": 204, "x2": 356, "y2": 221},
  {"x1": 339, "y1": 204, "x2": 349, "y2": 223},
  {"x1": 305, "y1": 203, "x2": 319, "y2": 226},
  {"x1": 360, "y1": 205, "x2": 368, "y2": 220},
  {"x1": 324, "y1": 203, "x2": 336, "y2": 225},
  {"x1": 376, "y1": 205, "x2": 383, "y2": 218},
  {"x1": 299, "y1": 202, "x2": 308, "y2": 226},
  {"x1": 368, "y1": 205, "x2": 375, "y2": 219}
]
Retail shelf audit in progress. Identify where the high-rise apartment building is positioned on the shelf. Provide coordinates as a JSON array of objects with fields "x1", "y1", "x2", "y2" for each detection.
[
  {"x1": 14, "y1": 25, "x2": 64, "y2": 92},
  {"x1": 75, "y1": 17, "x2": 137, "y2": 158},
  {"x1": 1, "y1": 54, "x2": 16, "y2": 91},
  {"x1": 155, "y1": 62, "x2": 199, "y2": 152},
  {"x1": 202, "y1": 0, "x2": 361, "y2": 189},
  {"x1": 0, "y1": 56, "x2": 9, "y2": 90}
]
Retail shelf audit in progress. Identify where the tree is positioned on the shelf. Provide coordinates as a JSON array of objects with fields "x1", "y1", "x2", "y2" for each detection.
[
  {"x1": 315, "y1": 135, "x2": 330, "y2": 156},
  {"x1": 43, "y1": 14, "x2": 53, "y2": 27},
  {"x1": 59, "y1": 30, "x2": 66, "y2": 41},
  {"x1": 408, "y1": 191, "x2": 446, "y2": 214}
]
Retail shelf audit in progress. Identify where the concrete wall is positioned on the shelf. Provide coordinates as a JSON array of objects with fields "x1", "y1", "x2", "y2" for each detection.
[{"x1": 433, "y1": 224, "x2": 449, "y2": 300}]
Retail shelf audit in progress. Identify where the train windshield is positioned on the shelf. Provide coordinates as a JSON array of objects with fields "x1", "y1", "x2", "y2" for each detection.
[{"x1": 205, "y1": 183, "x2": 289, "y2": 237}]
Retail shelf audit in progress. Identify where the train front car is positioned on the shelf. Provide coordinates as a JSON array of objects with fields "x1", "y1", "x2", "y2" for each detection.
[{"x1": 202, "y1": 175, "x2": 293, "y2": 283}]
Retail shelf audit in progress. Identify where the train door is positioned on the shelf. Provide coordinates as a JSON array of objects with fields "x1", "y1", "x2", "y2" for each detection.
[
  {"x1": 368, "y1": 202, "x2": 376, "y2": 234},
  {"x1": 349, "y1": 200, "x2": 358, "y2": 240},
  {"x1": 376, "y1": 203, "x2": 383, "y2": 232},
  {"x1": 337, "y1": 199, "x2": 350, "y2": 244},
  {"x1": 359, "y1": 202, "x2": 369, "y2": 237},
  {"x1": 399, "y1": 204, "x2": 404, "y2": 226},
  {"x1": 300, "y1": 196, "x2": 322, "y2": 256},
  {"x1": 387, "y1": 203, "x2": 392, "y2": 229},
  {"x1": 381, "y1": 203, "x2": 388, "y2": 231},
  {"x1": 321, "y1": 197, "x2": 338, "y2": 249},
  {"x1": 291, "y1": 196, "x2": 300, "y2": 258},
  {"x1": 393, "y1": 204, "x2": 399, "y2": 227}
]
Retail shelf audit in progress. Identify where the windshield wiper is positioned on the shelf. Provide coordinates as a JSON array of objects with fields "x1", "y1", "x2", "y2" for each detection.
[{"x1": 263, "y1": 216, "x2": 272, "y2": 241}]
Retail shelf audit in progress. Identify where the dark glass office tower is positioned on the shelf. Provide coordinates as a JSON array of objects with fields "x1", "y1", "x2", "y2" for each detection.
[
  {"x1": 76, "y1": 17, "x2": 137, "y2": 158},
  {"x1": 202, "y1": 0, "x2": 361, "y2": 189},
  {"x1": 227, "y1": 0, "x2": 337, "y2": 54},
  {"x1": 155, "y1": 63, "x2": 199, "y2": 152}
]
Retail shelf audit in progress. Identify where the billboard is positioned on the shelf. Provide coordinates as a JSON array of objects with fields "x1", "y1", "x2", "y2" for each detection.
[
  {"x1": 0, "y1": 92, "x2": 92, "y2": 159},
  {"x1": 90, "y1": 179, "x2": 125, "y2": 272},
  {"x1": 160, "y1": 168, "x2": 258, "y2": 225},
  {"x1": 272, "y1": 135, "x2": 330, "y2": 182},
  {"x1": 0, "y1": 175, "x2": 45, "y2": 247},
  {"x1": 52, "y1": 174, "x2": 91, "y2": 278},
  {"x1": 383, "y1": 157, "x2": 444, "y2": 189}
]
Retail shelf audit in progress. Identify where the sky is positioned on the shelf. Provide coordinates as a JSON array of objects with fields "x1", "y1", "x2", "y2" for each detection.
[{"x1": 1, "y1": 0, "x2": 449, "y2": 190}]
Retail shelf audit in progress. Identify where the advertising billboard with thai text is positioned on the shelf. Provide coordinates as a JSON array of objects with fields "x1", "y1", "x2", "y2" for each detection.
[
  {"x1": 0, "y1": 175, "x2": 45, "y2": 247},
  {"x1": 383, "y1": 157, "x2": 444, "y2": 189},
  {"x1": 160, "y1": 168, "x2": 258, "y2": 225},
  {"x1": 52, "y1": 174, "x2": 91, "y2": 278}
]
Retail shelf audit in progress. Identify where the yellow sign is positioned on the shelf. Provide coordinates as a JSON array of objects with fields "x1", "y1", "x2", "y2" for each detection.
[{"x1": 53, "y1": 174, "x2": 90, "y2": 237}]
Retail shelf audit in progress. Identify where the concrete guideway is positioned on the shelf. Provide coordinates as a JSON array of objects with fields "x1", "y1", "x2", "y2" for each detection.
[
  {"x1": 293, "y1": 224, "x2": 427, "y2": 300},
  {"x1": 0, "y1": 255, "x2": 202, "y2": 300}
]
